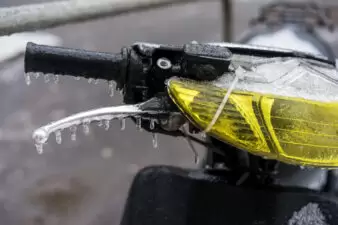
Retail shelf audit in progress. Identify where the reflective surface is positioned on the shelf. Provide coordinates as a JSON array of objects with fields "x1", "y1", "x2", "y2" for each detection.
[{"x1": 168, "y1": 78, "x2": 338, "y2": 167}]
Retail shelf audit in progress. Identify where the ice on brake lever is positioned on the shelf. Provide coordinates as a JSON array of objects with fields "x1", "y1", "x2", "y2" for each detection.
[{"x1": 32, "y1": 102, "x2": 175, "y2": 154}]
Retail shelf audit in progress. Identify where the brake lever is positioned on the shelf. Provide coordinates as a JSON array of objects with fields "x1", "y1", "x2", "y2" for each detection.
[{"x1": 32, "y1": 97, "x2": 179, "y2": 154}]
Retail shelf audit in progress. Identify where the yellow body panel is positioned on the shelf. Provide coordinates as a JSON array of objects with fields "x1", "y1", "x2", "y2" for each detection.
[{"x1": 167, "y1": 79, "x2": 338, "y2": 167}]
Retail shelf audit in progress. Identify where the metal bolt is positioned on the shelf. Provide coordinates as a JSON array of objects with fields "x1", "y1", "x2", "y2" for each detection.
[{"x1": 157, "y1": 58, "x2": 172, "y2": 70}]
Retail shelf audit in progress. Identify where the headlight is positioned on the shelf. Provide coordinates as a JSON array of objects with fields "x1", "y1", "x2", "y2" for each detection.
[{"x1": 167, "y1": 78, "x2": 338, "y2": 168}]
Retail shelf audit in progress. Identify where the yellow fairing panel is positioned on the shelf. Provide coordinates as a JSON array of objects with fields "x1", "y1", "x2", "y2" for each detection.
[{"x1": 167, "y1": 79, "x2": 338, "y2": 167}]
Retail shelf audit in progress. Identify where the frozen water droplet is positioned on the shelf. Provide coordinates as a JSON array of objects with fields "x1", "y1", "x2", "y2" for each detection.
[
  {"x1": 120, "y1": 118, "x2": 126, "y2": 131},
  {"x1": 88, "y1": 78, "x2": 94, "y2": 84},
  {"x1": 70, "y1": 126, "x2": 77, "y2": 141},
  {"x1": 25, "y1": 73, "x2": 34, "y2": 85},
  {"x1": 54, "y1": 75, "x2": 60, "y2": 84},
  {"x1": 82, "y1": 120, "x2": 91, "y2": 135},
  {"x1": 33, "y1": 72, "x2": 41, "y2": 79},
  {"x1": 25, "y1": 73, "x2": 31, "y2": 85},
  {"x1": 55, "y1": 130, "x2": 62, "y2": 144},
  {"x1": 136, "y1": 117, "x2": 142, "y2": 131},
  {"x1": 108, "y1": 81, "x2": 115, "y2": 97},
  {"x1": 201, "y1": 132, "x2": 207, "y2": 138},
  {"x1": 97, "y1": 120, "x2": 103, "y2": 127},
  {"x1": 152, "y1": 133, "x2": 158, "y2": 149},
  {"x1": 74, "y1": 77, "x2": 80, "y2": 81},
  {"x1": 150, "y1": 119, "x2": 156, "y2": 130},
  {"x1": 104, "y1": 120, "x2": 110, "y2": 130},
  {"x1": 33, "y1": 129, "x2": 48, "y2": 154},
  {"x1": 300, "y1": 166, "x2": 305, "y2": 170},
  {"x1": 44, "y1": 74, "x2": 50, "y2": 83},
  {"x1": 33, "y1": 129, "x2": 48, "y2": 144},
  {"x1": 35, "y1": 144, "x2": 44, "y2": 154}
]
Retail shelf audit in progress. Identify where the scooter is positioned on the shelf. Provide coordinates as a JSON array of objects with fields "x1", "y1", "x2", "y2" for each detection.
[{"x1": 23, "y1": 2, "x2": 338, "y2": 225}]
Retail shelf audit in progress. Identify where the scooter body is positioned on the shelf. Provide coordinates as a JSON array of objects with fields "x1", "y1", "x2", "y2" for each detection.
[{"x1": 120, "y1": 3, "x2": 338, "y2": 225}]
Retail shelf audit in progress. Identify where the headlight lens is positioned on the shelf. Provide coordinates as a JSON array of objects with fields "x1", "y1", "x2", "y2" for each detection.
[{"x1": 167, "y1": 78, "x2": 338, "y2": 167}]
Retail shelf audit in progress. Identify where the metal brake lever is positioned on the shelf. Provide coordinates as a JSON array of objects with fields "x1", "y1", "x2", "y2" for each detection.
[{"x1": 32, "y1": 96, "x2": 182, "y2": 153}]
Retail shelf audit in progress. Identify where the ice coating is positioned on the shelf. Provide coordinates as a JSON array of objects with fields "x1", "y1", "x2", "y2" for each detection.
[
  {"x1": 152, "y1": 133, "x2": 158, "y2": 149},
  {"x1": 150, "y1": 119, "x2": 156, "y2": 130},
  {"x1": 120, "y1": 118, "x2": 126, "y2": 131},
  {"x1": 70, "y1": 126, "x2": 77, "y2": 141},
  {"x1": 55, "y1": 130, "x2": 62, "y2": 144},
  {"x1": 104, "y1": 120, "x2": 110, "y2": 130},
  {"x1": 108, "y1": 80, "x2": 115, "y2": 97},
  {"x1": 44, "y1": 74, "x2": 50, "y2": 83},
  {"x1": 54, "y1": 75, "x2": 60, "y2": 84},
  {"x1": 213, "y1": 57, "x2": 338, "y2": 102},
  {"x1": 24, "y1": 72, "x2": 119, "y2": 99},
  {"x1": 32, "y1": 105, "x2": 160, "y2": 153},
  {"x1": 24, "y1": 73, "x2": 31, "y2": 85},
  {"x1": 136, "y1": 117, "x2": 142, "y2": 131},
  {"x1": 32, "y1": 129, "x2": 48, "y2": 154}
]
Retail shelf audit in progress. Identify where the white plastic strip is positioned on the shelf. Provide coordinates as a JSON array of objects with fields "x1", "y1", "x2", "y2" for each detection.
[{"x1": 203, "y1": 69, "x2": 242, "y2": 133}]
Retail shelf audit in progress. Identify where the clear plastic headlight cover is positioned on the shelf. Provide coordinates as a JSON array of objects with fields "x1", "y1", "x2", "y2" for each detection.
[{"x1": 167, "y1": 57, "x2": 338, "y2": 167}]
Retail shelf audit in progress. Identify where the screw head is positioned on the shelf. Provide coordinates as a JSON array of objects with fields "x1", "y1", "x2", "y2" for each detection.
[{"x1": 157, "y1": 58, "x2": 172, "y2": 70}]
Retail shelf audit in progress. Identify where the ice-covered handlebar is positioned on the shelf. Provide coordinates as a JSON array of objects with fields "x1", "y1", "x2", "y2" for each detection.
[
  {"x1": 24, "y1": 42, "x2": 233, "y2": 105},
  {"x1": 25, "y1": 42, "x2": 128, "y2": 85}
]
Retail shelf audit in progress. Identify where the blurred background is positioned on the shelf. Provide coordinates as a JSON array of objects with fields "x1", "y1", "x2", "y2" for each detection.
[{"x1": 0, "y1": 0, "x2": 337, "y2": 224}]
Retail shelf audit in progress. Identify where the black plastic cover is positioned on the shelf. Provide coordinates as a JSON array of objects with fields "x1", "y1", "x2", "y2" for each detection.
[{"x1": 121, "y1": 166, "x2": 338, "y2": 225}]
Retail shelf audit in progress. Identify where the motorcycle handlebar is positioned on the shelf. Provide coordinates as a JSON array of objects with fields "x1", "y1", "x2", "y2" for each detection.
[{"x1": 24, "y1": 42, "x2": 126, "y2": 82}]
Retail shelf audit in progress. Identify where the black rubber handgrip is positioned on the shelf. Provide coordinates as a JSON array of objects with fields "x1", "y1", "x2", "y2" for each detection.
[{"x1": 25, "y1": 42, "x2": 127, "y2": 82}]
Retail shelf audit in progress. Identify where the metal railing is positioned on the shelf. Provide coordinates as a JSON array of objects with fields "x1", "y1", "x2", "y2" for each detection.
[{"x1": 0, "y1": 0, "x2": 233, "y2": 41}]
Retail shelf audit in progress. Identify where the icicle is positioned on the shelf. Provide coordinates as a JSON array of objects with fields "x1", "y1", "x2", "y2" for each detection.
[
  {"x1": 97, "y1": 120, "x2": 103, "y2": 127},
  {"x1": 150, "y1": 119, "x2": 156, "y2": 130},
  {"x1": 33, "y1": 129, "x2": 48, "y2": 154},
  {"x1": 33, "y1": 72, "x2": 41, "y2": 79},
  {"x1": 82, "y1": 120, "x2": 90, "y2": 135},
  {"x1": 136, "y1": 117, "x2": 142, "y2": 131},
  {"x1": 55, "y1": 130, "x2": 62, "y2": 144},
  {"x1": 120, "y1": 118, "x2": 126, "y2": 131},
  {"x1": 44, "y1": 74, "x2": 50, "y2": 83},
  {"x1": 88, "y1": 78, "x2": 94, "y2": 84},
  {"x1": 54, "y1": 75, "x2": 60, "y2": 84},
  {"x1": 35, "y1": 144, "x2": 44, "y2": 154},
  {"x1": 70, "y1": 126, "x2": 77, "y2": 141},
  {"x1": 25, "y1": 73, "x2": 31, "y2": 86},
  {"x1": 74, "y1": 77, "x2": 81, "y2": 81},
  {"x1": 152, "y1": 133, "x2": 158, "y2": 149},
  {"x1": 200, "y1": 132, "x2": 206, "y2": 138},
  {"x1": 31, "y1": 105, "x2": 159, "y2": 146},
  {"x1": 104, "y1": 120, "x2": 110, "y2": 130},
  {"x1": 108, "y1": 81, "x2": 115, "y2": 97}
]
